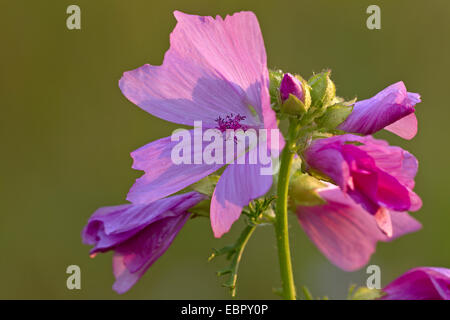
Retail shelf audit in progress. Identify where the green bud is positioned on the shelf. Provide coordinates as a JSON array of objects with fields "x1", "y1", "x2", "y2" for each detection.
[
  {"x1": 315, "y1": 103, "x2": 353, "y2": 130},
  {"x1": 269, "y1": 69, "x2": 284, "y2": 105},
  {"x1": 288, "y1": 173, "x2": 326, "y2": 208},
  {"x1": 308, "y1": 70, "x2": 336, "y2": 109}
]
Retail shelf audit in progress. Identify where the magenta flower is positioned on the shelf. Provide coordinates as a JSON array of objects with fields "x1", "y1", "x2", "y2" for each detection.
[
  {"x1": 82, "y1": 192, "x2": 205, "y2": 294},
  {"x1": 296, "y1": 184, "x2": 421, "y2": 271},
  {"x1": 382, "y1": 267, "x2": 450, "y2": 300},
  {"x1": 280, "y1": 73, "x2": 304, "y2": 103},
  {"x1": 339, "y1": 82, "x2": 421, "y2": 140},
  {"x1": 119, "y1": 11, "x2": 281, "y2": 238},
  {"x1": 304, "y1": 134, "x2": 421, "y2": 236}
]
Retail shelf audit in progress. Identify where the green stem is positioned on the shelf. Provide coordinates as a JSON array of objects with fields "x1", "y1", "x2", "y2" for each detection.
[
  {"x1": 228, "y1": 225, "x2": 255, "y2": 297},
  {"x1": 217, "y1": 225, "x2": 256, "y2": 298},
  {"x1": 274, "y1": 121, "x2": 298, "y2": 300}
]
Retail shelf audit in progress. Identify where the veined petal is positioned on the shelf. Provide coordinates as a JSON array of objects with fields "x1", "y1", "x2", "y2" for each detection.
[
  {"x1": 112, "y1": 213, "x2": 190, "y2": 294},
  {"x1": 382, "y1": 267, "x2": 450, "y2": 300},
  {"x1": 304, "y1": 141, "x2": 350, "y2": 190},
  {"x1": 304, "y1": 134, "x2": 421, "y2": 213},
  {"x1": 210, "y1": 161, "x2": 273, "y2": 238},
  {"x1": 338, "y1": 82, "x2": 420, "y2": 138},
  {"x1": 82, "y1": 192, "x2": 205, "y2": 294},
  {"x1": 119, "y1": 11, "x2": 275, "y2": 129},
  {"x1": 297, "y1": 185, "x2": 421, "y2": 271},
  {"x1": 356, "y1": 135, "x2": 418, "y2": 189},
  {"x1": 297, "y1": 186, "x2": 382, "y2": 271},
  {"x1": 82, "y1": 192, "x2": 205, "y2": 253},
  {"x1": 408, "y1": 190, "x2": 423, "y2": 212},
  {"x1": 389, "y1": 210, "x2": 422, "y2": 240},
  {"x1": 384, "y1": 113, "x2": 418, "y2": 140},
  {"x1": 127, "y1": 132, "x2": 224, "y2": 205}
]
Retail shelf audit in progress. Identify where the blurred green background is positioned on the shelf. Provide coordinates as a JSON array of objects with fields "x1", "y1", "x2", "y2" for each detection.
[{"x1": 1, "y1": 0, "x2": 449, "y2": 299}]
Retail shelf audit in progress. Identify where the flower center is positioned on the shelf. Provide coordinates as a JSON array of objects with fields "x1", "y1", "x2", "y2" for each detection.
[{"x1": 215, "y1": 113, "x2": 248, "y2": 132}]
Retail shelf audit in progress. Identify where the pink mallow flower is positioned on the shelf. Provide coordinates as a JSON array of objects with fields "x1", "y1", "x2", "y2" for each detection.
[
  {"x1": 119, "y1": 11, "x2": 281, "y2": 238},
  {"x1": 382, "y1": 267, "x2": 450, "y2": 300},
  {"x1": 339, "y1": 82, "x2": 421, "y2": 140},
  {"x1": 296, "y1": 184, "x2": 421, "y2": 271},
  {"x1": 304, "y1": 134, "x2": 422, "y2": 237},
  {"x1": 82, "y1": 192, "x2": 205, "y2": 294}
]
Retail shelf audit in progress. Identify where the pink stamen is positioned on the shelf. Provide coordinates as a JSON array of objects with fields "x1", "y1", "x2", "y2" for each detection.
[{"x1": 215, "y1": 113, "x2": 248, "y2": 132}]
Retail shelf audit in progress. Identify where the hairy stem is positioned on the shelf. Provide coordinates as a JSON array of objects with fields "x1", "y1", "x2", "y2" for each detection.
[
  {"x1": 274, "y1": 121, "x2": 298, "y2": 300},
  {"x1": 225, "y1": 225, "x2": 256, "y2": 297}
]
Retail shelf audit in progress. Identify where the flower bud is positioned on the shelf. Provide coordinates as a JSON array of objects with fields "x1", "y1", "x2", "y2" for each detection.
[
  {"x1": 280, "y1": 73, "x2": 311, "y2": 116},
  {"x1": 308, "y1": 70, "x2": 336, "y2": 110},
  {"x1": 280, "y1": 73, "x2": 304, "y2": 102},
  {"x1": 269, "y1": 69, "x2": 284, "y2": 105},
  {"x1": 288, "y1": 173, "x2": 326, "y2": 208}
]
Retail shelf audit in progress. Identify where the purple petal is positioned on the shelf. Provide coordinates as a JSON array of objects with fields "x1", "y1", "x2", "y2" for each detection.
[
  {"x1": 127, "y1": 132, "x2": 223, "y2": 205},
  {"x1": 297, "y1": 185, "x2": 421, "y2": 271},
  {"x1": 340, "y1": 142, "x2": 411, "y2": 213},
  {"x1": 304, "y1": 141, "x2": 350, "y2": 190},
  {"x1": 82, "y1": 192, "x2": 205, "y2": 294},
  {"x1": 339, "y1": 82, "x2": 420, "y2": 138},
  {"x1": 304, "y1": 134, "x2": 421, "y2": 213},
  {"x1": 82, "y1": 192, "x2": 205, "y2": 253},
  {"x1": 382, "y1": 267, "x2": 450, "y2": 300},
  {"x1": 408, "y1": 190, "x2": 423, "y2": 212},
  {"x1": 384, "y1": 113, "x2": 418, "y2": 140},
  {"x1": 389, "y1": 210, "x2": 422, "y2": 240},
  {"x1": 356, "y1": 135, "x2": 418, "y2": 189},
  {"x1": 112, "y1": 213, "x2": 190, "y2": 294},
  {"x1": 119, "y1": 11, "x2": 275, "y2": 130},
  {"x1": 210, "y1": 161, "x2": 273, "y2": 237}
]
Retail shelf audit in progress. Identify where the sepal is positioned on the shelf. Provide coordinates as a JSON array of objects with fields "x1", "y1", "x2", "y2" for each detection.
[
  {"x1": 308, "y1": 70, "x2": 336, "y2": 110},
  {"x1": 315, "y1": 103, "x2": 354, "y2": 130},
  {"x1": 289, "y1": 173, "x2": 326, "y2": 208}
]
